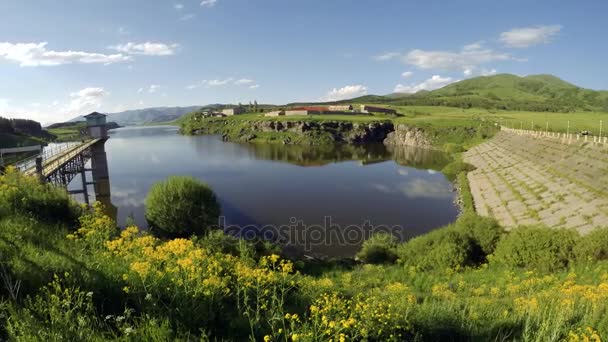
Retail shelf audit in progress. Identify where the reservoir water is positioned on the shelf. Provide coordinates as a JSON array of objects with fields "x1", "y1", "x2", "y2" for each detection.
[{"x1": 85, "y1": 126, "x2": 459, "y2": 257}]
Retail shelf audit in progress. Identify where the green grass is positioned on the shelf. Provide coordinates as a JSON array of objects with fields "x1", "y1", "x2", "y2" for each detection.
[{"x1": 47, "y1": 122, "x2": 86, "y2": 142}]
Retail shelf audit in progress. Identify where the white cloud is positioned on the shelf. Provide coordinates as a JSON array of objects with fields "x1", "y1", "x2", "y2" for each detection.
[
  {"x1": 179, "y1": 13, "x2": 196, "y2": 21},
  {"x1": 234, "y1": 78, "x2": 254, "y2": 85},
  {"x1": 186, "y1": 78, "x2": 259, "y2": 89},
  {"x1": 200, "y1": 0, "x2": 217, "y2": 7},
  {"x1": 186, "y1": 81, "x2": 203, "y2": 90},
  {"x1": 500, "y1": 25, "x2": 562, "y2": 48},
  {"x1": 174, "y1": 3, "x2": 184, "y2": 10},
  {"x1": 463, "y1": 41, "x2": 484, "y2": 51},
  {"x1": 398, "y1": 179, "x2": 453, "y2": 199},
  {"x1": 401, "y1": 71, "x2": 413, "y2": 78},
  {"x1": 480, "y1": 68, "x2": 498, "y2": 76},
  {"x1": 463, "y1": 67, "x2": 498, "y2": 77},
  {"x1": 394, "y1": 75, "x2": 456, "y2": 94},
  {"x1": 0, "y1": 88, "x2": 110, "y2": 124},
  {"x1": 0, "y1": 42, "x2": 131, "y2": 67},
  {"x1": 148, "y1": 85, "x2": 161, "y2": 93},
  {"x1": 404, "y1": 44, "x2": 510, "y2": 72},
  {"x1": 374, "y1": 52, "x2": 401, "y2": 61},
  {"x1": 208, "y1": 78, "x2": 233, "y2": 86},
  {"x1": 137, "y1": 87, "x2": 144, "y2": 93},
  {"x1": 110, "y1": 42, "x2": 179, "y2": 56},
  {"x1": 321, "y1": 85, "x2": 368, "y2": 101},
  {"x1": 65, "y1": 87, "x2": 108, "y2": 115}
]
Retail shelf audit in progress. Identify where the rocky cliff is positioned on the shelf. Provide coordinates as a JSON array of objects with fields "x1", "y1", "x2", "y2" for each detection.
[
  {"x1": 186, "y1": 118, "x2": 436, "y2": 148},
  {"x1": 383, "y1": 124, "x2": 434, "y2": 149}
]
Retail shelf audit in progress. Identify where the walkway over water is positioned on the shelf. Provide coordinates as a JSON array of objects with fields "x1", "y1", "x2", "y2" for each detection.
[{"x1": 17, "y1": 139, "x2": 100, "y2": 178}]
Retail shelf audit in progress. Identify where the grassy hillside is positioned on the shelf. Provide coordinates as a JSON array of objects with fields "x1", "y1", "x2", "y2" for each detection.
[
  {"x1": 0, "y1": 133, "x2": 45, "y2": 149},
  {"x1": 289, "y1": 74, "x2": 607, "y2": 113},
  {"x1": 387, "y1": 74, "x2": 608, "y2": 112}
]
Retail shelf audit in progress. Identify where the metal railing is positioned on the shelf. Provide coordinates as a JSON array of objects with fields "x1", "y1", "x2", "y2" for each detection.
[{"x1": 14, "y1": 142, "x2": 82, "y2": 172}]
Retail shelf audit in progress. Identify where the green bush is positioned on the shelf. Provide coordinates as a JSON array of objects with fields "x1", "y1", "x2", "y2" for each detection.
[
  {"x1": 574, "y1": 227, "x2": 608, "y2": 262},
  {"x1": 0, "y1": 167, "x2": 79, "y2": 223},
  {"x1": 396, "y1": 227, "x2": 475, "y2": 270},
  {"x1": 145, "y1": 176, "x2": 221, "y2": 238},
  {"x1": 441, "y1": 159, "x2": 475, "y2": 181},
  {"x1": 443, "y1": 143, "x2": 464, "y2": 154},
  {"x1": 356, "y1": 232, "x2": 399, "y2": 264},
  {"x1": 491, "y1": 226, "x2": 579, "y2": 272},
  {"x1": 196, "y1": 230, "x2": 254, "y2": 257},
  {"x1": 454, "y1": 213, "x2": 504, "y2": 260}
]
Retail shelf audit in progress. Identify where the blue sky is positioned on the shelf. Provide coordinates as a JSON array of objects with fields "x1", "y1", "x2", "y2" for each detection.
[{"x1": 0, "y1": 0, "x2": 607, "y2": 124}]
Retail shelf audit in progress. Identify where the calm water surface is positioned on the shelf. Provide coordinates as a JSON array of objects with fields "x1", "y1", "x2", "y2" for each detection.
[{"x1": 91, "y1": 126, "x2": 459, "y2": 257}]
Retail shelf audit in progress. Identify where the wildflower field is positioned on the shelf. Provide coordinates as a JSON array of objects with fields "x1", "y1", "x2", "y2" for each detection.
[{"x1": 1, "y1": 168, "x2": 607, "y2": 341}]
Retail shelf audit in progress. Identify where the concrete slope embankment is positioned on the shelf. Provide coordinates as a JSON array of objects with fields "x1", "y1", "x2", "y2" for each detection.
[{"x1": 464, "y1": 131, "x2": 608, "y2": 232}]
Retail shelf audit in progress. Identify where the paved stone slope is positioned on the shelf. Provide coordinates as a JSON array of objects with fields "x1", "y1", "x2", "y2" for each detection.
[{"x1": 464, "y1": 131, "x2": 608, "y2": 233}]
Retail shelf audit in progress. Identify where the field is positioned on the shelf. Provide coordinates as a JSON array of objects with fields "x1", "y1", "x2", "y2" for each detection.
[
  {"x1": 46, "y1": 122, "x2": 87, "y2": 142},
  {"x1": 464, "y1": 131, "x2": 608, "y2": 232},
  {"x1": 181, "y1": 105, "x2": 608, "y2": 133}
]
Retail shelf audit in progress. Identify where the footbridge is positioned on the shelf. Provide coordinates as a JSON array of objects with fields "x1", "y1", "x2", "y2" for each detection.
[
  {"x1": 9, "y1": 112, "x2": 112, "y2": 206},
  {"x1": 17, "y1": 139, "x2": 100, "y2": 183}
]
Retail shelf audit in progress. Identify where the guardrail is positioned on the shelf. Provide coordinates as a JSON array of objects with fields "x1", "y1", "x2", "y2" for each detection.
[
  {"x1": 14, "y1": 141, "x2": 82, "y2": 172},
  {"x1": 501, "y1": 127, "x2": 608, "y2": 145}
]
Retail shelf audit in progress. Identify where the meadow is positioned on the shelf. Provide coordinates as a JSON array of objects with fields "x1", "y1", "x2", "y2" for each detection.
[{"x1": 1, "y1": 166, "x2": 608, "y2": 341}]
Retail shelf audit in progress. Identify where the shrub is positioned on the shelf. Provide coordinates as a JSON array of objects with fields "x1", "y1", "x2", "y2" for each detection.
[
  {"x1": 0, "y1": 167, "x2": 79, "y2": 223},
  {"x1": 396, "y1": 227, "x2": 475, "y2": 270},
  {"x1": 356, "y1": 232, "x2": 399, "y2": 264},
  {"x1": 196, "y1": 230, "x2": 253, "y2": 257},
  {"x1": 491, "y1": 226, "x2": 579, "y2": 272},
  {"x1": 574, "y1": 227, "x2": 608, "y2": 262},
  {"x1": 441, "y1": 159, "x2": 475, "y2": 181},
  {"x1": 145, "y1": 176, "x2": 221, "y2": 238},
  {"x1": 443, "y1": 143, "x2": 464, "y2": 154},
  {"x1": 454, "y1": 213, "x2": 504, "y2": 261}
]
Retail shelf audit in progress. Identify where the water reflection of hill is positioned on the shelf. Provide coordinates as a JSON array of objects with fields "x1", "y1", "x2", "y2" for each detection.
[{"x1": 244, "y1": 143, "x2": 451, "y2": 171}]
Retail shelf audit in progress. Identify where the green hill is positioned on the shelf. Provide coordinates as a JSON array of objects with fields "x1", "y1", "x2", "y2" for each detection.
[{"x1": 384, "y1": 74, "x2": 608, "y2": 112}]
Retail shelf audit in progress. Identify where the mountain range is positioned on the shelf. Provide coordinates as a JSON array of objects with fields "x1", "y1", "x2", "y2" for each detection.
[{"x1": 68, "y1": 106, "x2": 206, "y2": 126}]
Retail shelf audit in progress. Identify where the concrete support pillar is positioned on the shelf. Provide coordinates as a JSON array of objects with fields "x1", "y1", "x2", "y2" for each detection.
[
  {"x1": 35, "y1": 157, "x2": 44, "y2": 182},
  {"x1": 80, "y1": 165, "x2": 90, "y2": 206},
  {"x1": 90, "y1": 140, "x2": 117, "y2": 220}
]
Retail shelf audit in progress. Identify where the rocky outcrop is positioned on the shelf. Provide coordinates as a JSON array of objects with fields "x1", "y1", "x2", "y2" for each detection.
[
  {"x1": 248, "y1": 120, "x2": 395, "y2": 144},
  {"x1": 383, "y1": 124, "x2": 433, "y2": 149},
  {"x1": 188, "y1": 118, "x2": 436, "y2": 148}
]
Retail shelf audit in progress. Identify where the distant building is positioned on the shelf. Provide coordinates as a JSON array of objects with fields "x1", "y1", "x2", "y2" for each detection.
[
  {"x1": 285, "y1": 110, "x2": 311, "y2": 116},
  {"x1": 222, "y1": 107, "x2": 246, "y2": 116},
  {"x1": 360, "y1": 105, "x2": 397, "y2": 115},
  {"x1": 291, "y1": 106, "x2": 328, "y2": 113},
  {"x1": 265, "y1": 111, "x2": 285, "y2": 117},
  {"x1": 328, "y1": 105, "x2": 353, "y2": 111}
]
